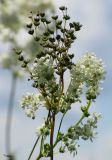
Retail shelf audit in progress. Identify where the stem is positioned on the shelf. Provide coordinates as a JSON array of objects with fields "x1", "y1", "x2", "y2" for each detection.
[
  {"x1": 36, "y1": 136, "x2": 44, "y2": 160},
  {"x1": 5, "y1": 74, "x2": 17, "y2": 156},
  {"x1": 74, "y1": 100, "x2": 91, "y2": 129},
  {"x1": 58, "y1": 74, "x2": 64, "y2": 106},
  {"x1": 61, "y1": 75, "x2": 64, "y2": 95},
  {"x1": 40, "y1": 87, "x2": 51, "y2": 109},
  {"x1": 50, "y1": 112, "x2": 55, "y2": 160},
  {"x1": 58, "y1": 111, "x2": 66, "y2": 134},
  {"x1": 28, "y1": 110, "x2": 50, "y2": 160},
  {"x1": 53, "y1": 100, "x2": 91, "y2": 149},
  {"x1": 53, "y1": 110, "x2": 67, "y2": 148},
  {"x1": 28, "y1": 136, "x2": 40, "y2": 160}
]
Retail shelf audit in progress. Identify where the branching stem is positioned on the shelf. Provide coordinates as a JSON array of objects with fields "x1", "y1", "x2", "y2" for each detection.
[{"x1": 74, "y1": 100, "x2": 91, "y2": 129}]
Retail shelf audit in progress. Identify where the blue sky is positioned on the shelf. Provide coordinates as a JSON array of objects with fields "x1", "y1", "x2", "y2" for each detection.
[{"x1": 0, "y1": 0, "x2": 112, "y2": 159}]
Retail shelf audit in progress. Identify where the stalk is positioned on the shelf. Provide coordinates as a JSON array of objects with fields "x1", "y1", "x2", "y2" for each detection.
[
  {"x1": 5, "y1": 74, "x2": 17, "y2": 156},
  {"x1": 53, "y1": 100, "x2": 92, "y2": 148},
  {"x1": 36, "y1": 136, "x2": 44, "y2": 160},
  {"x1": 50, "y1": 112, "x2": 55, "y2": 160},
  {"x1": 28, "y1": 136, "x2": 40, "y2": 160},
  {"x1": 73, "y1": 100, "x2": 91, "y2": 129},
  {"x1": 53, "y1": 110, "x2": 67, "y2": 148}
]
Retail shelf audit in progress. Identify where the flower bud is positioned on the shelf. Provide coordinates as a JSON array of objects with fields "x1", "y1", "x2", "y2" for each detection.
[
  {"x1": 71, "y1": 34, "x2": 76, "y2": 40},
  {"x1": 69, "y1": 23, "x2": 74, "y2": 28},
  {"x1": 59, "y1": 146, "x2": 65, "y2": 153},
  {"x1": 34, "y1": 36, "x2": 40, "y2": 41},
  {"x1": 56, "y1": 24, "x2": 62, "y2": 29},
  {"x1": 24, "y1": 60, "x2": 29, "y2": 64},
  {"x1": 68, "y1": 54, "x2": 74, "y2": 59},
  {"x1": 18, "y1": 55, "x2": 24, "y2": 61},
  {"x1": 21, "y1": 63, "x2": 27, "y2": 68},
  {"x1": 46, "y1": 20, "x2": 51, "y2": 24},
  {"x1": 56, "y1": 20, "x2": 62, "y2": 25},
  {"x1": 40, "y1": 12, "x2": 45, "y2": 17},
  {"x1": 56, "y1": 34, "x2": 61, "y2": 40},
  {"x1": 26, "y1": 23, "x2": 32, "y2": 28},
  {"x1": 61, "y1": 38, "x2": 64, "y2": 42},
  {"x1": 49, "y1": 37, "x2": 55, "y2": 42},
  {"x1": 81, "y1": 106, "x2": 87, "y2": 113},
  {"x1": 52, "y1": 15, "x2": 58, "y2": 20},
  {"x1": 39, "y1": 83, "x2": 45, "y2": 88},
  {"x1": 59, "y1": 6, "x2": 66, "y2": 11},
  {"x1": 41, "y1": 17, "x2": 46, "y2": 22},
  {"x1": 84, "y1": 112, "x2": 90, "y2": 117},
  {"x1": 15, "y1": 49, "x2": 22, "y2": 55},
  {"x1": 34, "y1": 22, "x2": 40, "y2": 27},
  {"x1": 61, "y1": 28, "x2": 66, "y2": 33},
  {"x1": 63, "y1": 15, "x2": 70, "y2": 20},
  {"x1": 73, "y1": 22, "x2": 82, "y2": 31},
  {"x1": 34, "y1": 17, "x2": 40, "y2": 22},
  {"x1": 91, "y1": 94, "x2": 96, "y2": 99},
  {"x1": 43, "y1": 31, "x2": 50, "y2": 36},
  {"x1": 86, "y1": 95, "x2": 91, "y2": 100},
  {"x1": 48, "y1": 29, "x2": 54, "y2": 34},
  {"x1": 28, "y1": 29, "x2": 34, "y2": 35}
]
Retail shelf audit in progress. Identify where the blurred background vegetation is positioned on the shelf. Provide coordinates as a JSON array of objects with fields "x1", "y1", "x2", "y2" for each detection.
[{"x1": 0, "y1": 0, "x2": 55, "y2": 159}]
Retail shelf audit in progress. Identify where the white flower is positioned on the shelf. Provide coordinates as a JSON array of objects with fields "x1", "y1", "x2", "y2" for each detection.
[
  {"x1": 87, "y1": 112, "x2": 102, "y2": 124},
  {"x1": 20, "y1": 92, "x2": 44, "y2": 118},
  {"x1": 68, "y1": 53, "x2": 105, "y2": 100},
  {"x1": 35, "y1": 123, "x2": 45, "y2": 136},
  {"x1": 25, "y1": 108, "x2": 33, "y2": 117}
]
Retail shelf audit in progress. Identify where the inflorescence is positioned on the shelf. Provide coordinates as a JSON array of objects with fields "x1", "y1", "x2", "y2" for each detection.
[{"x1": 15, "y1": 6, "x2": 105, "y2": 159}]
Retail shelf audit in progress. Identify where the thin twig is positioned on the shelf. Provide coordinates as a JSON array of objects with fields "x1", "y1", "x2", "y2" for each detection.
[
  {"x1": 28, "y1": 136, "x2": 40, "y2": 160},
  {"x1": 53, "y1": 110, "x2": 67, "y2": 148}
]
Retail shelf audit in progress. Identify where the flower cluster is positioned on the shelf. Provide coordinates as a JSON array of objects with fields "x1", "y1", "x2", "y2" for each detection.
[
  {"x1": 20, "y1": 92, "x2": 44, "y2": 119},
  {"x1": 68, "y1": 53, "x2": 105, "y2": 102},
  {"x1": 26, "y1": 6, "x2": 82, "y2": 73},
  {"x1": 17, "y1": 6, "x2": 83, "y2": 113},
  {"x1": 31, "y1": 58, "x2": 54, "y2": 88},
  {"x1": 36, "y1": 123, "x2": 50, "y2": 137},
  {"x1": 57, "y1": 112, "x2": 101, "y2": 156}
]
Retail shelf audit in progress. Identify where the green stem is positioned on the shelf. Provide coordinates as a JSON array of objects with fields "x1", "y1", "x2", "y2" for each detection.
[
  {"x1": 53, "y1": 110, "x2": 67, "y2": 148},
  {"x1": 5, "y1": 74, "x2": 17, "y2": 156},
  {"x1": 53, "y1": 100, "x2": 91, "y2": 149},
  {"x1": 36, "y1": 136, "x2": 44, "y2": 160},
  {"x1": 73, "y1": 100, "x2": 91, "y2": 129},
  {"x1": 28, "y1": 110, "x2": 50, "y2": 160},
  {"x1": 28, "y1": 136, "x2": 40, "y2": 160}
]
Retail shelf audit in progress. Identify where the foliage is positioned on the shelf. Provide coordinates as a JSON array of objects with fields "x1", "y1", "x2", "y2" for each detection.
[{"x1": 0, "y1": 0, "x2": 54, "y2": 77}]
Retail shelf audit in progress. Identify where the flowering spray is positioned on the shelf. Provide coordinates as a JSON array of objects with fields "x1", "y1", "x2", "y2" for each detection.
[{"x1": 15, "y1": 6, "x2": 105, "y2": 160}]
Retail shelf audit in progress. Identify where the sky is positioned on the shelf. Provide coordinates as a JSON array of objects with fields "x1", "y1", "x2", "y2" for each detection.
[{"x1": 0, "y1": 0, "x2": 112, "y2": 159}]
